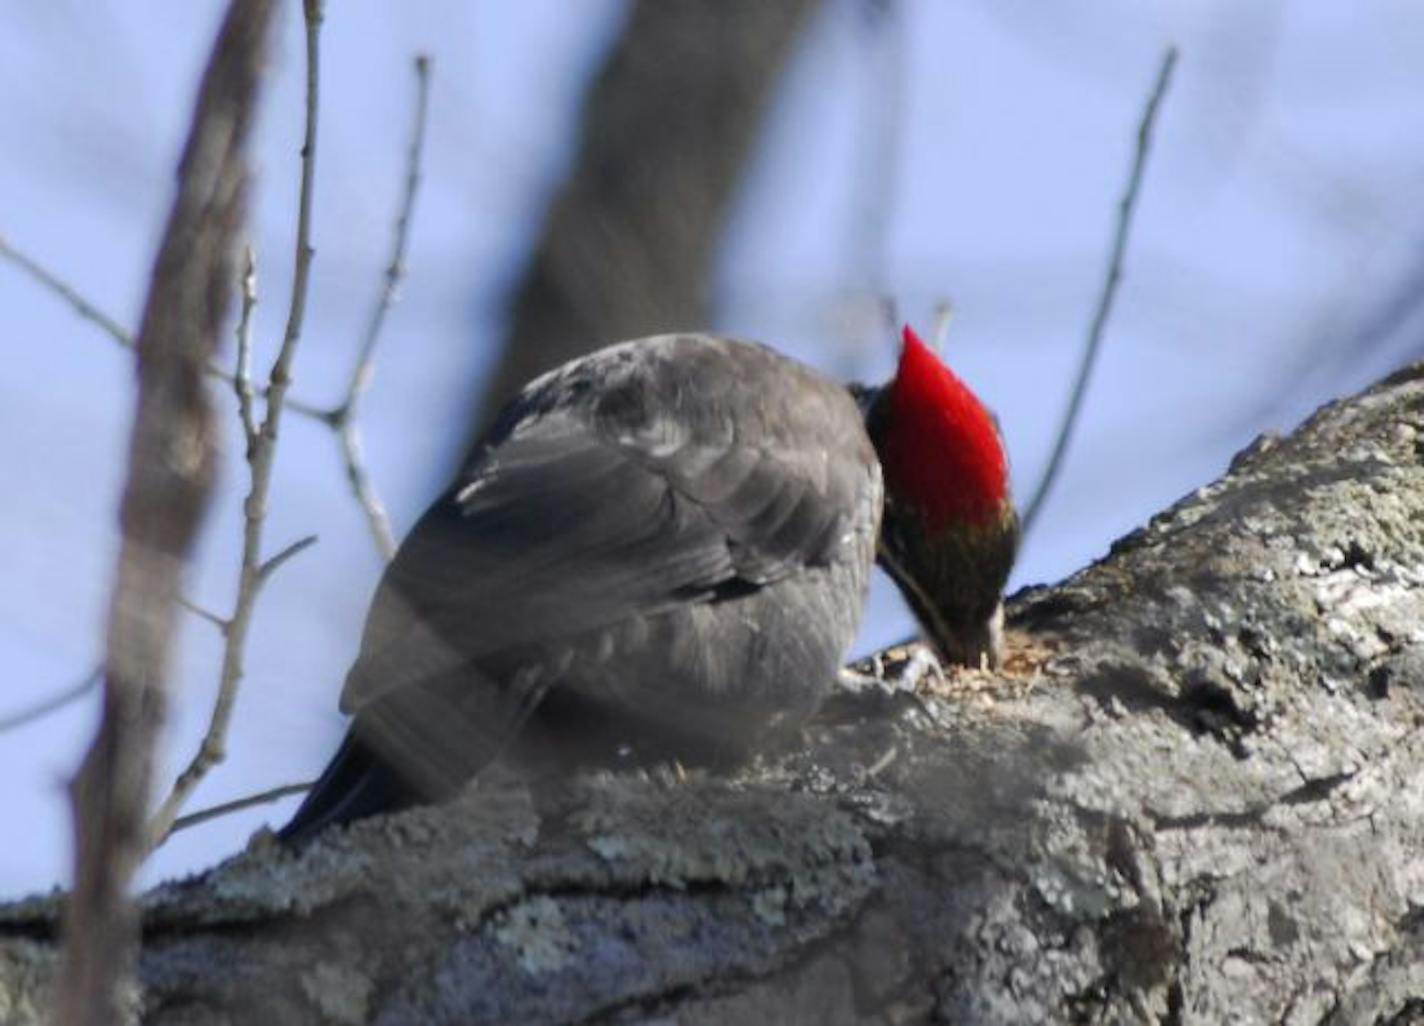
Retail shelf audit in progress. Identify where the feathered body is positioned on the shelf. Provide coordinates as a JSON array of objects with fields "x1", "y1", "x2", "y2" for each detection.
[
  {"x1": 281, "y1": 326, "x2": 1019, "y2": 844},
  {"x1": 280, "y1": 334, "x2": 883, "y2": 843}
]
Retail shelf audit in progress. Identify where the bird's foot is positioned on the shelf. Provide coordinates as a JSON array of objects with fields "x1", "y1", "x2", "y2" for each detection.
[{"x1": 897, "y1": 644, "x2": 945, "y2": 690}]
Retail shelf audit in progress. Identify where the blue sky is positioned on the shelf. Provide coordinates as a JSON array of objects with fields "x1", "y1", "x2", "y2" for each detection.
[{"x1": 2, "y1": 1, "x2": 1421, "y2": 894}]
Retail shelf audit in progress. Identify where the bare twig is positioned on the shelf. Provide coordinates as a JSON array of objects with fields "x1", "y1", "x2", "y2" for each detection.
[
  {"x1": 930, "y1": 300, "x2": 954, "y2": 354},
  {"x1": 169, "y1": 780, "x2": 314, "y2": 834},
  {"x1": 258, "y1": 532, "x2": 319, "y2": 580},
  {"x1": 1021, "y1": 46, "x2": 1179, "y2": 534},
  {"x1": 146, "y1": 0, "x2": 325, "y2": 852},
  {"x1": 54, "y1": 3, "x2": 276, "y2": 1024},
  {"x1": 334, "y1": 422, "x2": 396, "y2": 558},
  {"x1": 271, "y1": 382, "x2": 327, "y2": 419},
  {"x1": 232, "y1": 244, "x2": 260, "y2": 449},
  {"x1": 177, "y1": 596, "x2": 230, "y2": 632},
  {"x1": 0, "y1": 234, "x2": 134, "y2": 348},
  {"x1": 151, "y1": 46, "x2": 427, "y2": 846},
  {"x1": 325, "y1": 53, "x2": 432, "y2": 562},
  {"x1": 344, "y1": 53, "x2": 431, "y2": 405},
  {"x1": 0, "y1": 228, "x2": 329, "y2": 422},
  {"x1": 0, "y1": 667, "x2": 101, "y2": 733}
]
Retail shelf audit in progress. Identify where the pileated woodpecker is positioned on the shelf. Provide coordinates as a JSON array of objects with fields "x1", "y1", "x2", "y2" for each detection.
[{"x1": 279, "y1": 327, "x2": 1015, "y2": 844}]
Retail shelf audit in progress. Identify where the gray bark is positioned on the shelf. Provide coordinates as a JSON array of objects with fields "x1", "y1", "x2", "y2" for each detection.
[{"x1": 5, "y1": 364, "x2": 1424, "y2": 1023}]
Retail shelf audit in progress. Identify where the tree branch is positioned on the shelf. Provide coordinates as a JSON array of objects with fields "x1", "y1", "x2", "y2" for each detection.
[
  {"x1": 232, "y1": 244, "x2": 260, "y2": 450},
  {"x1": 0, "y1": 668, "x2": 100, "y2": 734},
  {"x1": 146, "y1": 0, "x2": 325, "y2": 852},
  {"x1": 0, "y1": 228, "x2": 330, "y2": 423},
  {"x1": 465, "y1": 0, "x2": 824, "y2": 440},
  {"x1": 1021, "y1": 46, "x2": 1178, "y2": 533},
  {"x1": 52, "y1": 2, "x2": 277, "y2": 1023},
  {"x1": 11, "y1": 358, "x2": 1420, "y2": 1025},
  {"x1": 0, "y1": 234, "x2": 134, "y2": 348},
  {"x1": 256, "y1": 533, "x2": 319, "y2": 580},
  {"x1": 168, "y1": 780, "x2": 314, "y2": 835},
  {"x1": 323, "y1": 53, "x2": 432, "y2": 562},
  {"x1": 176, "y1": 595, "x2": 230, "y2": 632}
]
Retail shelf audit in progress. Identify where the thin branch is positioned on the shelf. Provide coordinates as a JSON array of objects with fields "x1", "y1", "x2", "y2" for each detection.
[
  {"x1": 335, "y1": 422, "x2": 396, "y2": 558},
  {"x1": 1020, "y1": 46, "x2": 1178, "y2": 534},
  {"x1": 0, "y1": 668, "x2": 101, "y2": 733},
  {"x1": 0, "y1": 228, "x2": 329, "y2": 422},
  {"x1": 0, "y1": 233, "x2": 134, "y2": 348},
  {"x1": 272, "y1": 0, "x2": 322, "y2": 402},
  {"x1": 55, "y1": 2, "x2": 276, "y2": 1023},
  {"x1": 326, "y1": 53, "x2": 432, "y2": 562},
  {"x1": 177, "y1": 596, "x2": 230, "y2": 632},
  {"x1": 232, "y1": 244, "x2": 260, "y2": 449},
  {"x1": 342, "y1": 53, "x2": 431, "y2": 407},
  {"x1": 273, "y1": 384, "x2": 327, "y2": 420},
  {"x1": 930, "y1": 300, "x2": 954, "y2": 354},
  {"x1": 169, "y1": 780, "x2": 313, "y2": 834},
  {"x1": 146, "y1": 0, "x2": 325, "y2": 852},
  {"x1": 257, "y1": 532, "x2": 318, "y2": 580}
]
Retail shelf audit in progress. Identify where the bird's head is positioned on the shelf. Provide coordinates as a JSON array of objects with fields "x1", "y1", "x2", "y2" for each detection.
[{"x1": 856, "y1": 325, "x2": 1019, "y2": 668}]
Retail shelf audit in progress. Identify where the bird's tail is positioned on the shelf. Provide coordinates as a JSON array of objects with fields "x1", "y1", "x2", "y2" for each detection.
[{"x1": 277, "y1": 730, "x2": 421, "y2": 847}]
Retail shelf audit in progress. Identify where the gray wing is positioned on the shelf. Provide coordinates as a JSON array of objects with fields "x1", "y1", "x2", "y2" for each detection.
[{"x1": 342, "y1": 351, "x2": 872, "y2": 716}]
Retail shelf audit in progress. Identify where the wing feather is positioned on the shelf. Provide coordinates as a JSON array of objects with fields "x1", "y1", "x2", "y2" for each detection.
[{"x1": 341, "y1": 336, "x2": 875, "y2": 716}]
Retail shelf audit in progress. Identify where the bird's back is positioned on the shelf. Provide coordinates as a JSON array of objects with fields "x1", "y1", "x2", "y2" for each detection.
[{"x1": 280, "y1": 335, "x2": 880, "y2": 843}]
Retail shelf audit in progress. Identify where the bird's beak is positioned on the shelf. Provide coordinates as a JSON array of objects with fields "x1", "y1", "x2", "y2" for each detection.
[
  {"x1": 980, "y1": 602, "x2": 1005, "y2": 670},
  {"x1": 931, "y1": 602, "x2": 1004, "y2": 671}
]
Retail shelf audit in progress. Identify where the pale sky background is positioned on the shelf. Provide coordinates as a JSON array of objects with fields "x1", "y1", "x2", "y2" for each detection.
[{"x1": 2, "y1": 1, "x2": 1421, "y2": 894}]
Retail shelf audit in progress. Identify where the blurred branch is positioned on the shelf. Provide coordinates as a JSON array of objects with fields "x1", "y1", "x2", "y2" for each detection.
[
  {"x1": 467, "y1": 0, "x2": 824, "y2": 443},
  {"x1": 0, "y1": 667, "x2": 100, "y2": 734},
  {"x1": 169, "y1": 780, "x2": 313, "y2": 835},
  {"x1": 930, "y1": 300, "x2": 954, "y2": 353},
  {"x1": 322, "y1": 53, "x2": 432, "y2": 562},
  {"x1": 851, "y1": 0, "x2": 903, "y2": 290},
  {"x1": 54, "y1": 1, "x2": 276, "y2": 1023},
  {"x1": 147, "y1": 0, "x2": 325, "y2": 852},
  {"x1": 844, "y1": 0, "x2": 905, "y2": 366},
  {"x1": 1021, "y1": 46, "x2": 1179, "y2": 534}
]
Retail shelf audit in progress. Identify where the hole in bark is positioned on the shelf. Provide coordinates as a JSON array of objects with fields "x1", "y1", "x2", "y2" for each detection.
[
  {"x1": 1368, "y1": 663, "x2": 1392, "y2": 700},
  {"x1": 1180, "y1": 676, "x2": 1256, "y2": 735},
  {"x1": 1339, "y1": 539, "x2": 1374, "y2": 571}
]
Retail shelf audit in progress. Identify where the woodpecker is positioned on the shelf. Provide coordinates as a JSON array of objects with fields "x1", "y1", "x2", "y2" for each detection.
[{"x1": 279, "y1": 328, "x2": 1014, "y2": 844}]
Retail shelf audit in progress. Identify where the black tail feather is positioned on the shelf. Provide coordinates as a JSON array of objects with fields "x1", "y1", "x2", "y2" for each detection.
[{"x1": 277, "y1": 731, "x2": 421, "y2": 847}]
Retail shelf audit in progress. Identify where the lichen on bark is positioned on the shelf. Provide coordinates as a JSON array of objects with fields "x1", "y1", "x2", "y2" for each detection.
[{"x1": 3, "y1": 365, "x2": 1423, "y2": 1024}]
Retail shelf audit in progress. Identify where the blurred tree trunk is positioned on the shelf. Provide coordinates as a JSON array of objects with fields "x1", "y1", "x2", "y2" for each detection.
[
  {"x1": 52, "y1": 3, "x2": 274, "y2": 1024},
  {"x1": 466, "y1": 0, "x2": 823, "y2": 442},
  {"x1": 4, "y1": 367, "x2": 1424, "y2": 1024}
]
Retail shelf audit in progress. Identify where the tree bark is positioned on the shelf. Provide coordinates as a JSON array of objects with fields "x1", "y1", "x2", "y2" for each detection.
[
  {"x1": 465, "y1": 0, "x2": 823, "y2": 440},
  {"x1": 6, "y1": 363, "x2": 1424, "y2": 1023}
]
